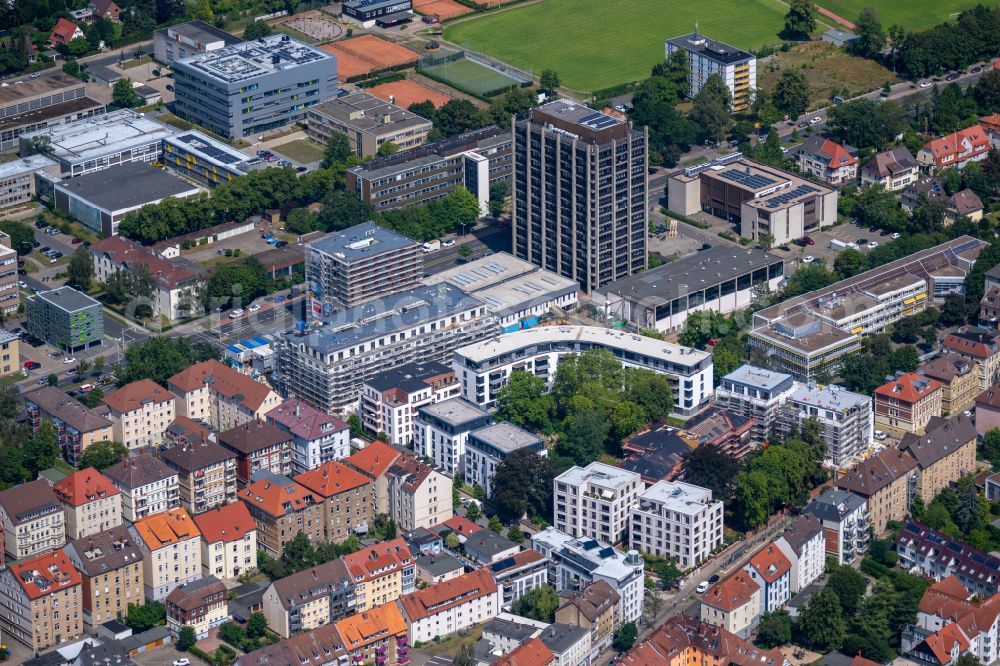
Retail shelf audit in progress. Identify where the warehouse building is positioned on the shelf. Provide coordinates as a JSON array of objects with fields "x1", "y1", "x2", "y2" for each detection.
[
  {"x1": 54, "y1": 163, "x2": 200, "y2": 236},
  {"x1": 0, "y1": 73, "x2": 104, "y2": 153},
  {"x1": 665, "y1": 31, "x2": 756, "y2": 112},
  {"x1": 173, "y1": 34, "x2": 337, "y2": 140},
  {"x1": 306, "y1": 92, "x2": 432, "y2": 158},
  {"x1": 163, "y1": 130, "x2": 263, "y2": 188},
  {"x1": 593, "y1": 246, "x2": 784, "y2": 332}
]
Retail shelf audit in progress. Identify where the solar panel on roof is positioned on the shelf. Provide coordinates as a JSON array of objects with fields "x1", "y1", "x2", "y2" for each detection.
[
  {"x1": 719, "y1": 170, "x2": 777, "y2": 189},
  {"x1": 948, "y1": 542, "x2": 964, "y2": 553},
  {"x1": 177, "y1": 133, "x2": 243, "y2": 165},
  {"x1": 599, "y1": 546, "x2": 615, "y2": 559},
  {"x1": 582, "y1": 539, "x2": 599, "y2": 550}
]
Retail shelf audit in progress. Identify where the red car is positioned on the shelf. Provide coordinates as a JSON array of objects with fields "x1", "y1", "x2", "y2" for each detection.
[
  {"x1": 71, "y1": 238, "x2": 83, "y2": 244},
  {"x1": 803, "y1": 236, "x2": 815, "y2": 245},
  {"x1": 23, "y1": 360, "x2": 40, "y2": 370}
]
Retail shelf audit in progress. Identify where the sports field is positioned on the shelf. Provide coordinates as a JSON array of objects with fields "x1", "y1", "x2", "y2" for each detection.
[
  {"x1": 445, "y1": 0, "x2": 790, "y2": 92},
  {"x1": 421, "y1": 58, "x2": 523, "y2": 96},
  {"x1": 814, "y1": 0, "x2": 986, "y2": 32}
]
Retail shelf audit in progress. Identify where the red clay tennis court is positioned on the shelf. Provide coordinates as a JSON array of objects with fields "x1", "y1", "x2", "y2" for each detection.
[
  {"x1": 366, "y1": 79, "x2": 451, "y2": 108},
  {"x1": 413, "y1": 0, "x2": 474, "y2": 20},
  {"x1": 320, "y1": 35, "x2": 419, "y2": 79}
]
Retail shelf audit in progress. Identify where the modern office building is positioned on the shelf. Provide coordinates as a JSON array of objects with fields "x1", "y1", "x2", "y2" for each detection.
[
  {"x1": 0, "y1": 154, "x2": 59, "y2": 210},
  {"x1": 465, "y1": 422, "x2": 545, "y2": 497},
  {"x1": 453, "y1": 325, "x2": 713, "y2": 416},
  {"x1": 554, "y1": 462, "x2": 643, "y2": 545},
  {"x1": 748, "y1": 236, "x2": 985, "y2": 380},
  {"x1": 630, "y1": 481, "x2": 723, "y2": 568},
  {"x1": 306, "y1": 221, "x2": 422, "y2": 312},
  {"x1": 346, "y1": 126, "x2": 513, "y2": 214},
  {"x1": 173, "y1": 34, "x2": 337, "y2": 140},
  {"x1": 414, "y1": 397, "x2": 491, "y2": 476},
  {"x1": 593, "y1": 246, "x2": 784, "y2": 332},
  {"x1": 531, "y1": 527, "x2": 645, "y2": 624},
  {"x1": 780, "y1": 383, "x2": 873, "y2": 468},
  {"x1": 275, "y1": 283, "x2": 497, "y2": 413},
  {"x1": 424, "y1": 252, "x2": 579, "y2": 330},
  {"x1": 163, "y1": 130, "x2": 264, "y2": 188},
  {"x1": 668, "y1": 157, "x2": 838, "y2": 245},
  {"x1": 26, "y1": 286, "x2": 103, "y2": 352},
  {"x1": 54, "y1": 163, "x2": 200, "y2": 237},
  {"x1": 0, "y1": 73, "x2": 104, "y2": 153},
  {"x1": 305, "y1": 91, "x2": 432, "y2": 158},
  {"x1": 665, "y1": 31, "x2": 756, "y2": 111},
  {"x1": 512, "y1": 99, "x2": 647, "y2": 293},
  {"x1": 153, "y1": 20, "x2": 242, "y2": 65},
  {"x1": 358, "y1": 361, "x2": 460, "y2": 446},
  {"x1": 20, "y1": 110, "x2": 174, "y2": 178}
]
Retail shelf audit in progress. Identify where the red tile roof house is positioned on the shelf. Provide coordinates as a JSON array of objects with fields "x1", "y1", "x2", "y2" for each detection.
[
  {"x1": 979, "y1": 113, "x2": 1000, "y2": 146},
  {"x1": 796, "y1": 136, "x2": 858, "y2": 185},
  {"x1": 741, "y1": 544, "x2": 792, "y2": 613},
  {"x1": 860, "y1": 146, "x2": 920, "y2": 191},
  {"x1": 50, "y1": 18, "x2": 83, "y2": 46},
  {"x1": 909, "y1": 575, "x2": 1000, "y2": 666},
  {"x1": 88, "y1": 0, "x2": 122, "y2": 20},
  {"x1": 917, "y1": 125, "x2": 991, "y2": 171}
]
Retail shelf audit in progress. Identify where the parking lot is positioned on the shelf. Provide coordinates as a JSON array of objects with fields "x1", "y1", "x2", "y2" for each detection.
[
  {"x1": 130, "y1": 644, "x2": 189, "y2": 666},
  {"x1": 773, "y1": 220, "x2": 900, "y2": 271}
]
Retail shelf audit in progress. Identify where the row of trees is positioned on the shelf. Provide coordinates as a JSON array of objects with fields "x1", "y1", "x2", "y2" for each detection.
[{"x1": 891, "y1": 5, "x2": 1000, "y2": 80}]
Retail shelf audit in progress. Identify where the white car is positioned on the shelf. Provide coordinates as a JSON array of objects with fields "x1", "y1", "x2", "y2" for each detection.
[
  {"x1": 696, "y1": 581, "x2": 710, "y2": 594},
  {"x1": 63, "y1": 357, "x2": 76, "y2": 364},
  {"x1": 17, "y1": 281, "x2": 26, "y2": 288},
  {"x1": 229, "y1": 309, "x2": 245, "y2": 319},
  {"x1": 810, "y1": 116, "x2": 822, "y2": 125},
  {"x1": 874, "y1": 430, "x2": 888, "y2": 441},
  {"x1": 803, "y1": 255, "x2": 815, "y2": 264},
  {"x1": 891, "y1": 232, "x2": 901, "y2": 239},
  {"x1": 868, "y1": 241, "x2": 879, "y2": 249},
  {"x1": 920, "y1": 81, "x2": 933, "y2": 88},
  {"x1": 248, "y1": 304, "x2": 261, "y2": 313},
  {"x1": 173, "y1": 660, "x2": 191, "y2": 666},
  {"x1": 442, "y1": 239, "x2": 456, "y2": 247}
]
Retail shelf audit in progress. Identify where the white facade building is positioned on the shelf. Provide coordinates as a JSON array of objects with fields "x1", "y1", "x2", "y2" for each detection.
[
  {"x1": 630, "y1": 481, "x2": 723, "y2": 568},
  {"x1": 804, "y1": 488, "x2": 870, "y2": 565},
  {"x1": 665, "y1": 31, "x2": 756, "y2": 112},
  {"x1": 454, "y1": 326, "x2": 713, "y2": 415},
  {"x1": 413, "y1": 398, "x2": 491, "y2": 476},
  {"x1": 466, "y1": 422, "x2": 545, "y2": 497},
  {"x1": 358, "y1": 360, "x2": 460, "y2": 446},
  {"x1": 716, "y1": 365, "x2": 797, "y2": 444},
  {"x1": 781, "y1": 383, "x2": 874, "y2": 469},
  {"x1": 266, "y1": 398, "x2": 350, "y2": 474},
  {"x1": 398, "y1": 568, "x2": 500, "y2": 643},
  {"x1": 554, "y1": 463, "x2": 643, "y2": 545},
  {"x1": 774, "y1": 513, "x2": 825, "y2": 595}
]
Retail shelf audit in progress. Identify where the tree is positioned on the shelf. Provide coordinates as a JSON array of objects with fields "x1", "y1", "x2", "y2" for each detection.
[
  {"x1": 247, "y1": 612, "x2": 268, "y2": 638},
  {"x1": 492, "y1": 450, "x2": 554, "y2": 522},
  {"x1": 465, "y1": 501, "x2": 481, "y2": 522},
  {"x1": 78, "y1": 440, "x2": 128, "y2": 471},
  {"x1": 557, "y1": 409, "x2": 610, "y2": 466},
  {"x1": 983, "y1": 429, "x2": 1000, "y2": 467},
  {"x1": 827, "y1": 563, "x2": 867, "y2": 615},
  {"x1": 488, "y1": 181, "x2": 507, "y2": 218},
  {"x1": 124, "y1": 601, "x2": 165, "y2": 632},
  {"x1": 613, "y1": 622, "x2": 637, "y2": 652},
  {"x1": 691, "y1": 74, "x2": 733, "y2": 143},
  {"x1": 507, "y1": 524, "x2": 524, "y2": 543},
  {"x1": 941, "y1": 293, "x2": 971, "y2": 326},
  {"x1": 889, "y1": 345, "x2": 920, "y2": 373},
  {"x1": 444, "y1": 532, "x2": 461, "y2": 550},
  {"x1": 282, "y1": 531, "x2": 316, "y2": 571},
  {"x1": 376, "y1": 141, "x2": 399, "y2": 157},
  {"x1": 348, "y1": 413, "x2": 363, "y2": 438},
  {"x1": 177, "y1": 625, "x2": 197, "y2": 651},
  {"x1": 25, "y1": 421, "x2": 59, "y2": 477},
  {"x1": 494, "y1": 371, "x2": 554, "y2": 432},
  {"x1": 854, "y1": 7, "x2": 885, "y2": 58},
  {"x1": 454, "y1": 644, "x2": 476, "y2": 666},
  {"x1": 798, "y1": 588, "x2": 846, "y2": 651},
  {"x1": 112, "y1": 78, "x2": 140, "y2": 109},
  {"x1": 834, "y1": 248, "x2": 868, "y2": 279},
  {"x1": 243, "y1": 20, "x2": 272, "y2": 40},
  {"x1": 117, "y1": 337, "x2": 216, "y2": 387},
  {"x1": 757, "y1": 610, "x2": 792, "y2": 648},
  {"x1": 67, "y1": 247, "x2": 93, "y2": 292},
  {"x1": 682, "y1": 444, "x2": 741, "y2": 503},
  {"x1": 488, "y1": 515, "x2": 503, "y2": 532},
  {"x1": 539, "y1": 69, "x2": 561, "y2": 93},
  {"x1": 433, "y1": 99, "x2": 489, "y2": 138},
  {"x1": 892, "y1": 316, "x2": 920, "y2": 344},
  {"x1": 510, "y1": 585, "x2": 560, "y2": 622},
  {"x1": 734, "y1": 469, "x2": 771, "y2": 529},
  {"x1": 322, "y1": 133, "x2": 354, "y2": 167},
  {"x1": 0, "y1": 221, "x2": 34, "y2": 255},
  {"x1": 774, "y1": 70, "x2": 810, "y2": 118},
  {"x1": 47, "y1": 373, "x2": 58, "y2": 387},
  {"x1": 783, "y1": 0, "x2": 816, "y2": 38}
]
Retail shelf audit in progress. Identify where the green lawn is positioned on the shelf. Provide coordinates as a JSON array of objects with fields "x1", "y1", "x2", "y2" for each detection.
[
  {"x1": 814, "y1": 0, "x2": 985, "y2": 32},
  {"x1": 273, "y1": 139, "x2": 326, "y2": 164},
  {"x1": 444, "y1": 0, "x2": 791, "y2": 92}
]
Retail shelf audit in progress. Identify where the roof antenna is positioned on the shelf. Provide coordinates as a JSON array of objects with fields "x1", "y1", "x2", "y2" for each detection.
[{"x1": 694, "y1": 19, "x2": 699, "y2": 37}]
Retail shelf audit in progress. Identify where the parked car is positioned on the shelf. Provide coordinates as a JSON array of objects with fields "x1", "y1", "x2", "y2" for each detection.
[
  {"x1": 166, "y1": 84, "x2": 174, "y2": 91},
  {"x1": 708, "y1": 575, "x2": 720, "y2": 584},
  {"x1": 891, "y1": 232, "x2": 901, "y2": 239},
  {"x1": 229, "y1": 309, "x2": 245, "y2": 319},
  {"x1": 920, "y1": 81, "x2": 933, "y2": 88},
  {"x1": 17, "y1": 269, "x2": 26, "y2": 276},
  {"x1": 17, "y1": 281, "x2": 26, "y2": 288},
  {"x1": 696, "y1": 581, "x2": 710, "y2": 594},
  {"x1": 71, "y1": 238, "x2": 83, "y2": 244},
  {"x1": 273, "y1": 295, "x2": 285, "y2": 304},
  {"x1": 874, "y1": 430, "x2": 888, "y2": 441},
  {"x1": 803, "y1": 255, "x2": 816, "y2": 264},
  {"x1": 34, "y1": 220, "x2": 48, "y2": 229},
  {"x1": 442, "y1": 239, "x2": 456, "y2": 247},
  {"x1": 856, "y1": 238, "x2": 868, "y2": 246},
  {"x1": 23, "y1": 360, "x2": 40, "y2": 370},
  {"x1": 810, "y1": 116, "x2": 822, "y2": 125},
  {"x1": 803, "y1": 236, "x2": 815, "y2": 246},
  {"x1": 275, "y1": 240, "x2": 288, "y2": 247},
  {"x1": 63, "y1": 357, "x2": 76, "y2": 364},
  {"x1": 38, "y1": 246, "x2": 50, "y2": 254},
  {"x1": 248, "y1": 304, "x2": 261, "y2": 313},
  {"x1": 868, "y1": 241, "x2": 879, "y2": 249},
  {"x1": 946, "y1": 72, "x2": 961, "y2": 81}
]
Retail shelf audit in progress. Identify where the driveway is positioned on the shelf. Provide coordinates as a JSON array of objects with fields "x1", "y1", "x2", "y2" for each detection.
[{"x1": 130, "y1": 643, "x2": 189, "y2": 666}]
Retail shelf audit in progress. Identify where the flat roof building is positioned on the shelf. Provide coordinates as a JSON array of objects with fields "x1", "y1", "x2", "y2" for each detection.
[
  {"x1": 781, "y1": 383, "x2": 873, "y2": 469},
  {"x1": 0, "y1": 154, "x2": 60, "y2": 210},
  {"x1": 665, "y1": 31, "x2": 756, "y2": 111},
  {"x1": 54, "y1": 163, "x2": 200, "y2": 237},
  {"x1": 341, "y1": 0, "x2": 413, "y2": 27},
  {"x1": 668, "y1": 157, "x2": 837, "y2": 245},
  {"x1": 466, "y1": 422, "x2": 545, "y2": 496},
  {"x1": 20, "y1": 110, "x2": 175, "y2": 178},
  {"x1": 425, "y1": 252, "x2": 579, "y2": 328},
  {"x1": 173, "y1": 34, "x2": 337, "y2": 140},
  {"x1": 554, "y1": 462, "x2": 643, "y2": 546},
  {"x1": 0, "y1": 73, "x2": 104, "y2": 153},
  {"x1": 594, "y1": 245, "x2": 784, "y2": 332},
  {"x1": 163, "y1": 130, "x2": 263, "y2": 188},
  {"x1": 306, "y1": 221, "x2": 422, "y2": 311},
  {"x1": 153, "y1": 20, "x2": 242, "y2": 65},
  {"x1": 306, "y1": 91, "x2": 432, "y2": 158},
  {"x1": 26, "y1": 286, "x2": 103, "y2": 353},
  {"x1": 454, "y1": 325, "x2": 712, "y2": 416},
  {"x1": 631, "y1": 481, "x2": 723, "y2": 568}
]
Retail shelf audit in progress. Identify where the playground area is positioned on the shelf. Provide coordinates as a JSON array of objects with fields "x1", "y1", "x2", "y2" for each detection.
[
  {"x1": 320, "y1": 34, "x2": 420, "y2": 79},
  {"x1": 278, "y1": 10, "x2": 344, "y2": 41},
  {"x1": 366, "y1": 79, "x2": 451, "y2": 108},
  {"x1": 419, "y1": 53, "x2": 527, "y2": 97},
  {"x1": 413, "y1": 0, "x2": 474, "y2": 20}
]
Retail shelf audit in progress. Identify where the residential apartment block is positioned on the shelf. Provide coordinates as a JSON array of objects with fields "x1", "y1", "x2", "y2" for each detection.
[
  {"x1": 0, "y1": 331, "x2": 18, "y2": 377},
  {"x1": 192, "y1": 503, "x2": 257, "y2": 580},
  {"x1": 399, "y1": 568, "x2": 500, "y2": 643},
  {"x1": 780, "y1": 382, "x2": 873, "y2": 469},
  {"x1": 742, "y1": 544, "x2": 792, "y2": 613},
  {"x1": 943, "y1": 327, "x2": 1000, "y2": 389},
  {"x1": 104, "y1": 454, "x2": 179, "y2": 522},
  {"x1": 622, "y1": 615, "x2": 785, "y2": 666},
  {"x1": 159, "y1": 438, "x2": 238, "y2": 515},
  {"x1": 63, "y1": 525, "x2": 144, "y2": 626},
  {"x1": 512, "y1": 99, "x2": 647, "y2": 293},
  {"x1": 342, "y1": 537, "x2": 415, "y2": 612},
  {"x1": 715, "y1": 365, "x2": 795, "y2": 444},
  {"x1": 554, "y1": 463, "x2": 643, "y2": 545},
  {"x1": 359, "y1": 360, "x2": 460, "y2": 446},
  {"x1": 219, "y1": 419, "x2": 293, "y2": 487},
  {"x1": 874, "y1": 372, "x2": 943, "y2": 440},
  {"x1": 239, "y1": 474, "x2": 323, "y2": 558},
  {"x1": 796, "y1": 136, "x2": 857, "y2": 185},
  {"x1": 917, "y1": 353, "x2": 981, "y2": 416},
  {"x1": 305, "y1": 92, "x2": 431, "y2": 158},
  {"x1": 414, "y1": 398, "x2": 491, "y2": 477},
  {"x1": 896, "y1": 521, "x2": 1000, "y2": 597},
  {"x1": 630, "y1": 481, "x2": 723, "y2": 568},
  {"x1": 700, "y1": 572, "x2": 761, "y2": 639},
  {"x1": 555, "y1": 580, "x2": 621, "y2": 656},
  {"x1": 332, "y1": 603, "x2": 409, "y2": 666},
  {"x1": 386, "y1": 453, "x2": 452, "y2": 532},
  {"x1": 465, "y1": 422, "x2": 544, "y2": 498},
  {"x1": 344, "y1": 440, "x2": 401, "y2": 518},
  {"x1": 267, "y1": 398, "x2": 350, "y2": 474},
  {"x1": 52, "y1": 468, "x2": 122, "y2": 540},
  {"x1": 168, "y1": 359, "x2": 281, "y2": 433},
  {"x1": 860, "y1": 146, "x2": 920, "y2": 191},
  {"x1": 907, "y1": 576, "x2": 1000, "y2": 666},
  {"x1": 24, "y1": 385, "x2": 113, "y2": 467},
  {"x1": 805, "y1": 487, "x2": 869, "y2": 565},
  {"x1": 0, "y1": 479, "x2": 66, "y2": 561},
  {"x1": 262, "y1": 558, "x2": 355, "y2": 638},
  {"x1": 166, "y1": 576, "x2": 229, "y2": 639},
  {"x1": 306, "y1": 221, "x2": 421, "y2": 312},
  {"x1": 774, "y1": 514, "x2": 825, "y2": 594},
  {"x1": 129, "y1": 507, "x2": 202, "y2": 600},
  {"x1": 490, "y1": 549, "x2": 549, "y2": 610},
  {"x1": 103, "y1": 378, "x2": 177, "y2": 450},
  {"x1": 294, "y1": 461, "x2": 373, "y2": 544},
  {"x1": 836, "y1": 447, "x2": 918, "y2": 536},
  {"x1": 917, "y1": 125, "x2": 990, "y2": 171},
  {"x1": 0, "y1": 549, "x2": 82, "y2": 652},
  {"x1": 665, "y1": 31, "x2": 756, "y2": 111},
  {"x1": 899, "y1": 414, "x2": 977, "y2": 503}
]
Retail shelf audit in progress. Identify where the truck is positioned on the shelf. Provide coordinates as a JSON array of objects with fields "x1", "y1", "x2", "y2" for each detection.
[{"x1": 422, "y1": 240, "x2": 441, "y2": 252}]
